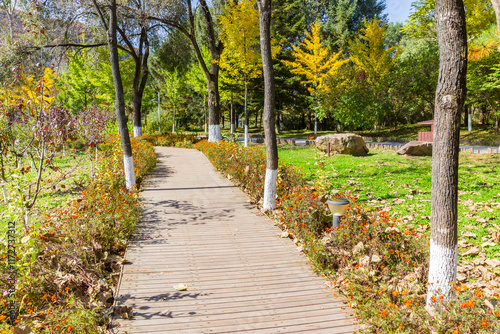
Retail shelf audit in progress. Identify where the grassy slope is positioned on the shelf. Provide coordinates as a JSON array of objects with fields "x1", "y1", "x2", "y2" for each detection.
[
  {"x1": 278, "y1": 146, "x2": 500, "y2": 262},
  {"x1": 0, "y1": 150, "x2": 91, "y2": 232}
]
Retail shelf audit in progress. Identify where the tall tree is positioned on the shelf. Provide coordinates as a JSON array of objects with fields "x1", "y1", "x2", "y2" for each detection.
[
  {"x1": 148, "y1": 0, "x2": 224, "y2": 142},
  {"x1": 324, "y1": 0, "x2": 357, "y2": 52},
  {"x1": 185, "y1": 47, "x2": 210, "y2": 132},
  {"x1": 283, "y1": 21, "x2": 348, "y2": 134},
  {"x1": 256, "y1": 0, "x2": 278, "y2": 211},
  {"x1": 349, "y1": 17, "x2": 400, "y2": 84},
  {"x1": 156, "y1": 67, "x2": 185, "y2": 133},
  {"x1": 426, "y1": 0, "x2": 467, "y2": 306},
  {"x1": 220, "y1": 0, "x2": 262, "y2": 147},
  {"x1": 91, "y1": 0, "x2": 136, "y2": 189}
]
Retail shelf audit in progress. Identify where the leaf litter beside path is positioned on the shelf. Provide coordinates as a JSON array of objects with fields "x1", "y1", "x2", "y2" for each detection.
[{"x1": 278, "y1": 146, "x2": 500, "y2": 291}]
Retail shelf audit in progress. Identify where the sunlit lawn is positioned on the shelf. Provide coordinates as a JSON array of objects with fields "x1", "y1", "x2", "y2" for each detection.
[{"x1": 278, "y1": 145, "x2": 500, "y2": 261}]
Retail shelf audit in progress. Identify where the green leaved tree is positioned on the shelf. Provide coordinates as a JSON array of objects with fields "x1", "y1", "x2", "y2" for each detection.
[
  {"x1": 185, "y1": 47, "x2": 210, "y2": 132},
  {"x1": 156, "y1": 68, "x2": 185, "y2": 134}
]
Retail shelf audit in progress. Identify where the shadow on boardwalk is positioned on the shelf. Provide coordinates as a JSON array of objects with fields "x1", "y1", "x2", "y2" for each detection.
[{"x1": 110, "y1": 147, "x2": 359, "y2": 333}]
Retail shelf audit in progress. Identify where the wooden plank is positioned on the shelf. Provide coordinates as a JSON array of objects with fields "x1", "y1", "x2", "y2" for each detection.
[
  {"x1": 123, "y1": 298, "x2": 346, "y2": 318},
  {"x1": 113, "y1": 313, "x2": 356, "y2": 333},
  {"x1": 112, "y1": 147, "x2": 359, "y2": 333}
]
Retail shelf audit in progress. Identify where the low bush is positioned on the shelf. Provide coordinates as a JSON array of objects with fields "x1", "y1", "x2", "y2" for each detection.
[
  {"x1": 196, "y1": 140, "x2": 500, "y2": 333},
  {"x1": 142, "y1": 133, "x2": 199, "y2": 148},
  {"x1": 0, "y1": 135, "x2": 156, "y2": 333}
]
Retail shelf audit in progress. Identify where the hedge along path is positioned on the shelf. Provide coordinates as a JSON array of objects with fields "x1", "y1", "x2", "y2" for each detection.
[{"x1": 111, "y1": 146, "x2": 359, "y2": 333}]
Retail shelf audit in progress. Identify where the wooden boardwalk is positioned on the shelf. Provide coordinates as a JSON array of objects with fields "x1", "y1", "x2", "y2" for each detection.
[{"x1": 111, "y1": 147, "x2": 359, "y2": 333}]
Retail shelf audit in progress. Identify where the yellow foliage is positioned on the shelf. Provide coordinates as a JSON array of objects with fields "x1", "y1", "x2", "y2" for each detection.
[
  {"x1": 0, "y1": 67, "x2": 58, "y2": 108},
  {"x1": 349, "y1": 17, "x2": 399, "y2": 83},
  {"x1": 219, "y1": 0, "x2": 280, "y2": 82},
  {"x1": 219, "y1": 0, "x2": 262, "y2": 81},
  {"x1": 282, "y1": 21, "x2": 348, "y2": 94},
  {"x1": 468, "y1": 24, "x2": 500, "y2": 61}
]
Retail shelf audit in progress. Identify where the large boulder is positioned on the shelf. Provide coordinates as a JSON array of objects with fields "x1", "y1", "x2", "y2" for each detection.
[
  {"x1": 315, "y1": 133, "x2": 369, "y2": 156},
  {"x1": 396, "y1": 141, "x2": 432, "y2": 156}
]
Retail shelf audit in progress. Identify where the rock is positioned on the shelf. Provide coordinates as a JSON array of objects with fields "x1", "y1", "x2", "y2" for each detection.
[
  {"x1": 315, "y1": 133, "x2": 369, "y2": 156},
  {"x1": 396, "y1": 141, "x2": 432, "y2": 156}
]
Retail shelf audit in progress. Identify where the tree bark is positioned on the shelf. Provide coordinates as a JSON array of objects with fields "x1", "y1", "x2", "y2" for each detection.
[
  {"x1": 427, "y1": 0, "x2": 467, "y2": 306},
  {"x1": 149, "y1": 0, "x2": 222, "y2": 141},
  {"x1": 244, "y1": 74, "x2": 249, "y2": 147},
  {"x1": 491, "y1": 0, "x2": 500, "y2": 33},
  {"x1": 97, "y1": 0, "x2": 136, "y2": 190},
  {"x1": 257, "y1": 0, "x2": 278, "y2": 211},
  {"x1": 132, "y1": 28, "x2": 150, "y2": 137}
]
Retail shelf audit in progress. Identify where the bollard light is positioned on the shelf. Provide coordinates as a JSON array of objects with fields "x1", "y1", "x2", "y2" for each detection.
[{"x1": 326, "y1": 198, "x2": 350, "y2": 230}]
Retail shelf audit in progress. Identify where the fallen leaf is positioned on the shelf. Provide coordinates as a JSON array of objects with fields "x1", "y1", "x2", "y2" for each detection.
[
  {"x1": 462, "y1": 247, "x2": 481, "y2": 256},
  {"x1": 461, "y1": 231, "x2": 477, "y2": 238},
  {"x1": 464, "y1": 199, "x2": 474, "y2": 206},
  {"x1": 486, "y1": 259, "x2": 500, "y2": 267},
  {"x1": 173, "y1": 283, "x2": 188, "y2": 291},
  {"x1": 482, "y1": 241, "x2": 496, "y2": 248}
]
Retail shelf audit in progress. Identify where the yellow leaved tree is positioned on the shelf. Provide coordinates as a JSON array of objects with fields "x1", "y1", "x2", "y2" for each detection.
[
  {"x1": 282, "y1": 21, "x2": 348, "y2": 134},
  {"x1": 349, "y1": 17, "x2": 400, "y2": 84},
  {"x1": 0, "y1": 67, "x2": 58, "y2": 109},
  {"x1": 219, "y1": 0, "x2": 279, "y2": 146}
]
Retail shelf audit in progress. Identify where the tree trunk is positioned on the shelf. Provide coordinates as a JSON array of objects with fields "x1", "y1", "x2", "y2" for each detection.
[
  {"x1": 244, "y1": 74, "x2": 249, "y2": 147},
  {"x1": 427, "y1": 0, "x2": 467, "y2": 306},
  {"x1": 257, "y1": 0, "x2": 278, "y2": 211},
  {"x1": 479, "y1": 105, "x2": 486, "y2": 124},
  {"x1": 132, "y1": 29, "x2": 149, "y2": 138},
  {"x1": 207, "y1": 74, "x2": 222, "y2": 141},
  {"x1": 104, "y1": 0, "x2": 135, "y2": 190},
  {"x1": 495, "y1": 115, "x2": 499, "y2": 134},
  {"x1": 230, "y1": 93, "x2": 235, "y2": 134},
  {"x1": 306, "y1": 110, "x2": 312, "y2": 130},
  {"x1": 463, "y1": 104, "x2": 468, "y2": 127},
  {"x1": 491, "y1": 0, "x2": 500, "y2": 33}
]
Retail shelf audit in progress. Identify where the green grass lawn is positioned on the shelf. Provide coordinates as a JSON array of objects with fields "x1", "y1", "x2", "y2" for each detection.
[
  {"x1": 0, "y1": 150, "x2": 91, "y2": 232},
  {"x1": 278, "y1": 146, "x2": 500, "y2": 262}
]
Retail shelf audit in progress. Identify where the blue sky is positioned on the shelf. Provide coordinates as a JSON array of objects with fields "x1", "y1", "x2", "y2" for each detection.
[{"x1": 384, "y1": 0, "x2": 413, "y2": 23}]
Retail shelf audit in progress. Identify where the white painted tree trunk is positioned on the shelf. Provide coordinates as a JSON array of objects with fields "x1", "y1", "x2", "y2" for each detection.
[
  {"x1": 314, "y1": 118, "x2": 317, "y2": 135},
  {"x1": 123, "y1": 155, "x2": 136, "y2": 190},
  {"x1": 426, "y1": 240, "x2": 457, "y2": 304},
  {"x1": 172, "y1": 105, "x2": 176, "y2": 134},
  {"x1": 263, "y1": 169, "x2": 277, "y2": 210},
  {"x1": 204, "y1": 95, "x2": 207, "y2": 134},
  {"x1": 208, "y1": 125, "x2": 222, "y2": 142},
  {"x1": 134, "y1": 126, "x2": 142, "y2": 137},
  {"x1": 244, "y1": 125, "x2": 249, "y2": 147},
  {"x1": 468, "y1": 113, "x2": 472, "y2": 131}
]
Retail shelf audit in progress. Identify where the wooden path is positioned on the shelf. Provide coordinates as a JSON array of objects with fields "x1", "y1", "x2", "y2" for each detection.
[{"x1": 111, "y1": 147, "x2": 359, "y2": 333}]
